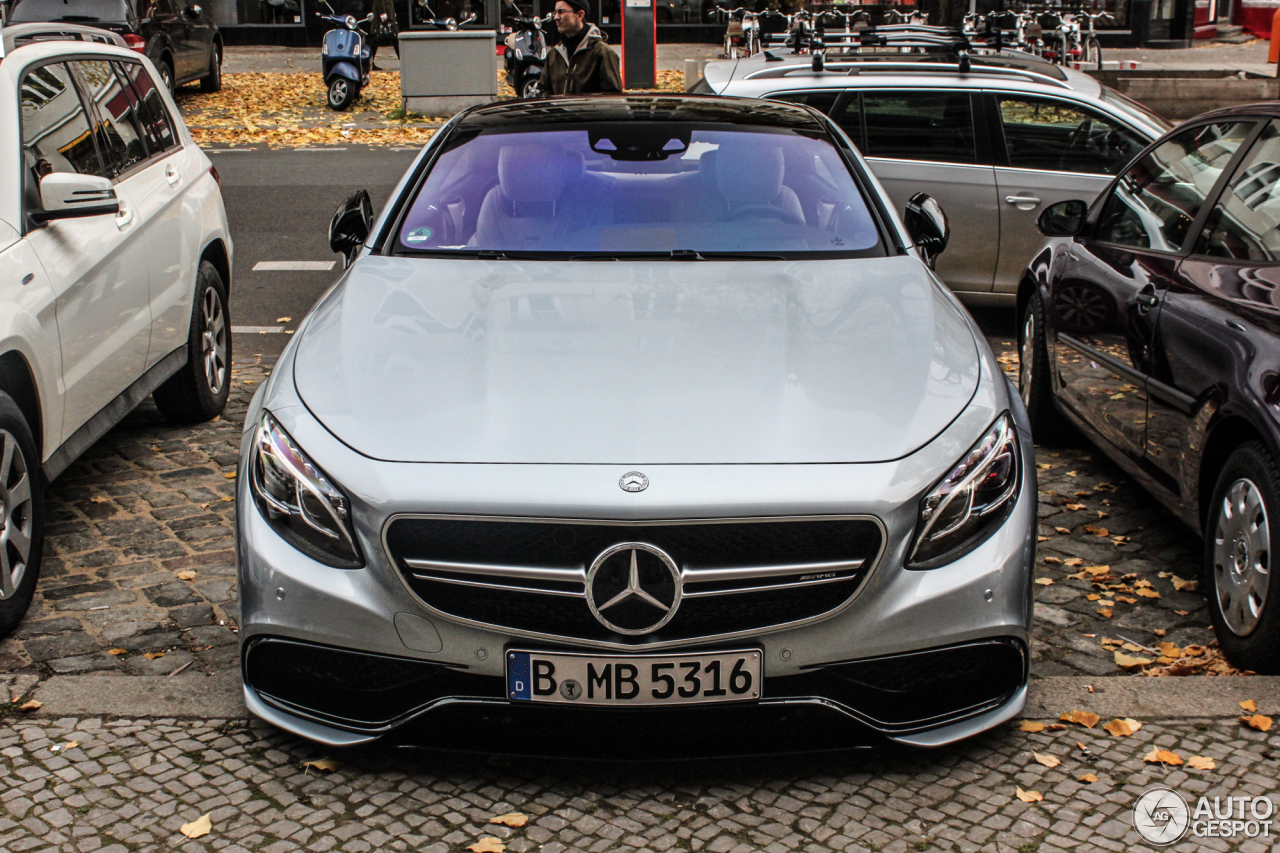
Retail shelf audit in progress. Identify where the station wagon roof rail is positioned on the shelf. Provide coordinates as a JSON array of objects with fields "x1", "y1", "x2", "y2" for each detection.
[{"x1": 744, "y1": 61, "x2": 1073, "y2": 90}]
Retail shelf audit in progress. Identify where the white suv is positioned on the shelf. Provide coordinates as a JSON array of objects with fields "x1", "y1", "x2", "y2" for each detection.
[{"x1": 0, "y1": 24, "x2": 233, "y2": 633}]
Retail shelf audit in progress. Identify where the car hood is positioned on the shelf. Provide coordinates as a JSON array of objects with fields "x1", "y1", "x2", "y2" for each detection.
[{"x1": 292, "y1": 256, "x2": 980, "y2": 464}]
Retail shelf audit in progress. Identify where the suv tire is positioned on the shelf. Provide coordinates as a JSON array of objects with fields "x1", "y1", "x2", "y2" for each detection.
[
  {"x1": 0, "y1": 393, "x2": 44, "y2": 638},
  {"x1": 153, "y1": 260, "x2": 231, "y2": 424},
  {"x1": 200, "y1": 45, "x2": 222, "y2": 93},
  {"x1": 1206, "y1": 441, "x2": 1280, "y2": 674}
]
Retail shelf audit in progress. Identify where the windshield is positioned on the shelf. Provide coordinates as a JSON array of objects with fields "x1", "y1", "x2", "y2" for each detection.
[
  {"x1": 1099, "y1": 86, "x2": 1173, "y2": 135},
  {"x1": 395, "y1": 123, "x2": 884, "y2": 258},
  {"x1": 10, "y1": 0, "x2": 133, "y2": 21}
]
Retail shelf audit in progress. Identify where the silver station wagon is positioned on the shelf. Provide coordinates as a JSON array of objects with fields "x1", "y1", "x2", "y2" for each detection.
[
  {"x1": 235, "y1": 97, "x2": 1037, "y2": 752},
  {"x1": 699, "y1": 49, "x2": 1171, "y2": 306}
]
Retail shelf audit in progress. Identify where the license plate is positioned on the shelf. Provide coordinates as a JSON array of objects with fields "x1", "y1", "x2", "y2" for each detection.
[{"x1": 506, "y1": 649, "x2": 762, "y2": 706}]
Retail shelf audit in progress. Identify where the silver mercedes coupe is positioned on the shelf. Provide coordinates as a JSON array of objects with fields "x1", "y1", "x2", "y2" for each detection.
[{"x1": 235, "y1": 96, "x2": 1037, "y2": 751}]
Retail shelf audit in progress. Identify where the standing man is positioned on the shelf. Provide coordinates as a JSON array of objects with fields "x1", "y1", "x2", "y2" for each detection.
[{"x1": 543, "y1": 0, "x2": 623, "y2": 95}]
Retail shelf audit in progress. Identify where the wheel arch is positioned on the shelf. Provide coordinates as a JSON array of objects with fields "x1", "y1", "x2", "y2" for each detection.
[
  {"x1": 0, "y1": 350, "x2": 43, "y2": 459},
  {"x1": 201, "y1": 239, "x2": 232, "y2": 295},
  {"x1": 1199, "y1": 415, "x2": 1273, "y2": 533}
]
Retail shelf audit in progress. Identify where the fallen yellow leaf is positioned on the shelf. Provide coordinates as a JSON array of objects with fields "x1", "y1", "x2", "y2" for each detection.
[
  {"x1": 1188, "y1": 755, "x2": 1217, "y2": 770},
  {"x1": 1157, "y1": 642, "x2": 1182, "y2": 658},
  {"x1": 1096, "y1": 607, "x2": 1113, "y2": 619},
  {"x1": 1137, "y1": 588, "x2": 1162, "y2": 599},
  {"x1": 1103, "y1": 718, "x2": 1142, "y2": 737},
  {"x1": 1035, "y1": 578, "x2": 1055, "y2": 586},
  {"x1": 1172, "y1": 576, "x2": 1199, "y2": 592},
  {"x1": 468, "y1": 839, "x2": 506, "y2": 853},
  {"x1": 1241, "y1": 714, "x2": 1273, "y2": 732},
  {"x1": 276, "y1": 316, "x2": 292, "y2": 323},
  {"x1": 64, "y1": 740, "x2": 79, "y2": 749},
  {"x1": 107, "y1": 648, "x2": 127, "y2": 656},
  {"x1": 180, "y1": 813, "x2": 212, "y2": 839},
  {"x1": 489, "y1": 813, "x2": 528, "y2": 828},
  {"x1": 1144, "y1": 748, "x2": 1183, "y2": 765},
  {"x1": 1060, "y1": 710, "x2": 1100, "y2": 729},
  {"x1": 224, "y1": 472, "x2": 237, "y2": 479},
  {"x1": 1032, "y1": 752, "x2": 1060, "y2": 768},
  {"x1": 304, "y1": 758, "x2": 342, "y2": 772},
  {"x1": 1054, "y1": 526, "x2": 1070, "y2": 535},
  {"x1": 19, "y1": 700, "x2": 40, "y2": 711},
  {"x1": 1065, "y1": 558, "x2": 1084, "y2": 567},
  {"x1": 1018, "y1": 721, "x2": 1046, "y2": 733},
  {"x1": 1015, "y1": 787, "x2": 1043, "y2": 803},
  {"x1": 1079, "y1": 773, "x2": 1097, "y2": 783},
  {"x1": 1114, "y1": 651, "x2": 1151, "y2": 670},
  {"x1": 144, "y1": 652, "x2": 165, "y2": 661},
  {"x1": 176, "y1": 571, "x2": 197, "y2": 581},
  {"x1": 1240, "y1": 699, "x2": 1257, "y2": 713}
]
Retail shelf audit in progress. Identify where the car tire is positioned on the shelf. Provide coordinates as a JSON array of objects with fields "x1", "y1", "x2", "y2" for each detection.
[
  {"x1": 0, "y1": 392, "x2": 44, "y2": 638},
  {"x1": 1018, "y1": 291, "x2": 1071, "y2": 443},
  {"x1": 200, "y1": 45, "x2": 222, "y2": 93},
  {"x1": 1205, "y1": 441, "x2": 1280, "y2": 674},
  {"x1": 157, "y1": 57, "x2": 176, "y2": 95},
  {"x1": 153, "y1": 260, "x2": 231, "y2": 424},
  {"x1": 328, "y1": 78, "x2": 358, "y2": 110}
]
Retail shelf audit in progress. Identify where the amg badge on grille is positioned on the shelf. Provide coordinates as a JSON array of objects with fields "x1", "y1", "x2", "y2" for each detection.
[{"x1": 619, "y1": 471, "x2": 649, "y2": 492}]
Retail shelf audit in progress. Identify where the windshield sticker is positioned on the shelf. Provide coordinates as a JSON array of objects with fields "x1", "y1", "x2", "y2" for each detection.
[{"x1": 405, "y1": 227, "x2": 434, "y2": 243}]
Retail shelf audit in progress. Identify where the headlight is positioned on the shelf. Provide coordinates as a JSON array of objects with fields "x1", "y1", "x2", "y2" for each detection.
[
  {"x1": 250, "y1": 412, "x2": 363, "y2": 568},
  {"x1": 908, "y1": 413, "x2": 1021, "y2": 569}
]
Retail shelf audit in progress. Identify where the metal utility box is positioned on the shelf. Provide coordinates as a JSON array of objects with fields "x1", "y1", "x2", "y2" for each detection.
[{"x1": 399, "y1": 30, "x2": 498, "y2": 115}]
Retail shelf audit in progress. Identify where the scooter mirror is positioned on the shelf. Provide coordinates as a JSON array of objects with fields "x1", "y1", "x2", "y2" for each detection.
[{"x1": 330, "y1": 189, "x2": 373, "y2": 268}]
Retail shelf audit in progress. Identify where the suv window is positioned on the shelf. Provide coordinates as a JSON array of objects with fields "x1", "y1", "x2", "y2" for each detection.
[
  {"x1": 75, "y1": 60, "x2": 150, "y2": 177},
  {"x1": 21, "y1": 62, "x2": 107, "y2": 213},
  {"x1": 10, "y1": 0, "x2": 134, "y2": 23},
  {"x1": 1094, "y1": 120, "x2": 1255, "y2": 252},
  {"x1": 996, "y1": 95, "x2": 1147, "y2": 176},
  {"x1": 847, "y1": 91, "x2": 976, "y2": 165},
  {"x1": 1196, "y1": 120, "x2": 1280, "y2": 261},
  {"x1": 114, "y1": 60, "x2": 177, "y2": 151}
]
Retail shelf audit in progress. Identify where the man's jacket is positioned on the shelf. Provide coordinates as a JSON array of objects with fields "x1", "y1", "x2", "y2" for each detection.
[{"x1": 543, "y1": 24, "x2": 623, "y2": 95}]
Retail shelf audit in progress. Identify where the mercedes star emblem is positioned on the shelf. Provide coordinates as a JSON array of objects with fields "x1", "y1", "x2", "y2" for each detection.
[
  {"x1": 619, "y1": 471, "x2": 649, "y2": 492},
  {"x1": 586, "y1": 543, "x2": 681, "y2": 635}
]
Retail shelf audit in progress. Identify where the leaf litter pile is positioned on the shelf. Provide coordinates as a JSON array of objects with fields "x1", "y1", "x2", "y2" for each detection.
[{"x1": 176, "y1": 69, "x2": 685, "y2": 149}]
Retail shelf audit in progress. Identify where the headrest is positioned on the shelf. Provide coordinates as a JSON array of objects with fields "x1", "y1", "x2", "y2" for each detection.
[
  {"x1": 715, "y1": 141, "x2": 784, "y2": 203},
  {"x1": 499, "y1": 144, "x2": 576, "y2": 203}
]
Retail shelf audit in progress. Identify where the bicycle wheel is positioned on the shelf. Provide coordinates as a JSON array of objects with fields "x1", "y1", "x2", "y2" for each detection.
[{"x1": 1086, "y1": 37, "x2": 1102, "y2": 67}]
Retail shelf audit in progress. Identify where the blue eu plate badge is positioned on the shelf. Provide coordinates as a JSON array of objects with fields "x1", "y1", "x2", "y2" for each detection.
[{"x1": 507, "y1": 652, "x2": 532, "y2": 700}]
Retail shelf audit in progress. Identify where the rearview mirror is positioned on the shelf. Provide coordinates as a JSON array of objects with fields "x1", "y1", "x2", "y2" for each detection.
[
  {"x1": 31, "y1": 173, "x2": 119, "y2": 225},
  {"x1": 330, "y1": 189, "x2": 373, "y2": 267},
  {"x1": 1037, "y1": 199, "x2": 1088, "y2": 238},
  {"x1": 904, "y1": 192, "x2": 949, "y2": 269}
]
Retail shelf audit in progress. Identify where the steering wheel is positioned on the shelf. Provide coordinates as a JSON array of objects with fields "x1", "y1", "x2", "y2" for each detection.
[
  {"x1": 722, "y1": 204, "x2": 806, "y2": 226},
  {"x1": 1059, "y1": 118, "x2": 1094, "y2": 170}
]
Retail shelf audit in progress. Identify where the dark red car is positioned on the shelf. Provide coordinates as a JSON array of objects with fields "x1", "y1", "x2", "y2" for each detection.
[{"x1": 1018, "y1": 103, "x2": 1280, "y2": 674}]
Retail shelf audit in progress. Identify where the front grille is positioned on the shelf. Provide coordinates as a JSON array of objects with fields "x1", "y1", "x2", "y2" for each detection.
[{"x1": 384, "y1": 516, "x2": 884, "y2": 644}]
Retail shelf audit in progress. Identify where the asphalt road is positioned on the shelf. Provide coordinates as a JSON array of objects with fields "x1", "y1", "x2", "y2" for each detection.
[{"x1": 216, "y1": 145, "x2": 419, "y2": 356}]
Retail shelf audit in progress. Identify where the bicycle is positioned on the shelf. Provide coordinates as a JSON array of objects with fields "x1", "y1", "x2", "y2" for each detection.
[{"x1": 709, "y1": 6, "x2": 762, "y2": 58}]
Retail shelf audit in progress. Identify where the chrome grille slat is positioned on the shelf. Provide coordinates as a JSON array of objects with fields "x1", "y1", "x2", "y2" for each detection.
[{"x1": 385, "y1": 514, "x2": 885, "y2": 646}]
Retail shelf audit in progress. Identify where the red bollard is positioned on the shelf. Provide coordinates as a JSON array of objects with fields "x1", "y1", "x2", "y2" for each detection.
[{"x1": 1270, "y1": 9, "x2": 1280, "y2": 64}]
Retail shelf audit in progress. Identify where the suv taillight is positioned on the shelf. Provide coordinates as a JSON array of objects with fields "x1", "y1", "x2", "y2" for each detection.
[
  {"x1": 123, "y1": 33, "x2": 146, "y2": 52},
  {"x1": 209, "y1": 165, "x2": 221, "y2": 188}
]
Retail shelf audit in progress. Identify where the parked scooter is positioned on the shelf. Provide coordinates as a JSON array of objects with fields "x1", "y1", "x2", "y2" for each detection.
[
  {"x1": 415, "y1": 1, "x2": 477, "y2": 30},
  {"x1": 318, "y1": 2, "x2": 373, "y2": 110},
  {"x1": 503, "y1": 1, "x2": 550, "y2": 99}
]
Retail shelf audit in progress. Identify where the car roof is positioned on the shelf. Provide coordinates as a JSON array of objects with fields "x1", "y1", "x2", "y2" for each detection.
[
  {"x1": 458, "y1": 95, "x2": 829, "y2": 132},
  {"x1": 0, "y1": 22, "x2": 127, "y2": 59},
  {"x1": 1176, "y1": 102, "x2": 1280, "y2": 122}
]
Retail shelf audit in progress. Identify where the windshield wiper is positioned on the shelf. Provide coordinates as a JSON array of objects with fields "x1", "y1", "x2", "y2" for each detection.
[
  {"x1": 399, "y1": 248, "x2": 510, "y2": 259},
  {"x1": 567, "y1": 250, "x2": 786, "y2": 261},
  {"x1": 58, "y1": 15, "x2": 101, "y2": 21}
]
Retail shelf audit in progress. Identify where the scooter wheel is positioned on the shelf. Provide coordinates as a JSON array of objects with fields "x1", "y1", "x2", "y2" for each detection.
[
  {"x1": 520, "y1": 77, "x2": 541, "y2": 99},
  {"x1": 328, "y1": 78, "x2": 358, "y2": 110}
]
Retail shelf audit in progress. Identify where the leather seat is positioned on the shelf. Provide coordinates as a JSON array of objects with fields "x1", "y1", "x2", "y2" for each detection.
[{"x1": 470, "y1": 145, "x2": 588, "y2": 249}]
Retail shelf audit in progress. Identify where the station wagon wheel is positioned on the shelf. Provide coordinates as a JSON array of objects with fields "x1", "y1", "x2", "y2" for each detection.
[
  {"x1": 1018, "y1": 291, "x2": 1070, "y2": 442},
  {"x1": 153, "y1": 260, "x2": 232, "y2": 424},
  {"x1": 1206, "y1": 442, "x2": 1280, "y2": 673},
  {"x1": 0, "y1": 395, "x2": 44, "y2": 637}
]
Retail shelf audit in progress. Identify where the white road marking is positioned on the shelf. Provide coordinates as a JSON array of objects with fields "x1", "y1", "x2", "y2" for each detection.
[
  {"x1": 295, "y1": 147, "x2": 348, "y2": 152},
  {"x1": 207, "y1": 149, "x2": 256, "y2": 153},
  {"x1": 232, "y1": 326, "x2": 287, "y2": 334},
  {"x1": 252, "y1": 261, "x2": 336, "y2": 271}
]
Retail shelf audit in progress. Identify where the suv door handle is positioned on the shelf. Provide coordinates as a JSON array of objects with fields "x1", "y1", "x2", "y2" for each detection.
[
  {"x1": 165, "y1": 165, "x2": 181, "y2": 186},
  {"x1": 1004, "y1": 195, "x2": 1042, "y2": 205},
  {"x1": 115, "y1": 207, "x2": 134, "y2": 229}
]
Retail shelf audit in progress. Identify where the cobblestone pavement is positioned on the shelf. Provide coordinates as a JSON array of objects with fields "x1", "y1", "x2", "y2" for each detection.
[
  {"x1": 0, "y1": 329, "x2": 1227, "y2": 683},
  {"x1": 1, "y1": 712, "x2": 1278, "y2": 853}
]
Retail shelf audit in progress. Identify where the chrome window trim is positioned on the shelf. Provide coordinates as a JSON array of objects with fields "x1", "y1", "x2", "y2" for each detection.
[{"x1": 381, "y1": 513, "x2": 888, "y2": 652}]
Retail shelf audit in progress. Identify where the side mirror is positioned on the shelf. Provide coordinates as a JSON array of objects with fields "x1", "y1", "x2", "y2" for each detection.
[
  {"x1": 330, "y1": 189, "x2": 373, "y2": 267},
  {"x1": 904, "y1": 192, "x2": 949, "y2": 269},
  {"x1": 31, "y1": 173, "x2": 119, "y2": 225},
  {"x1": 184, "y1": 4, "x2": 202, "y2": 17},
  {"x1": 1037, "y1": 199, "x2": 1088, "y2": 238}
]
